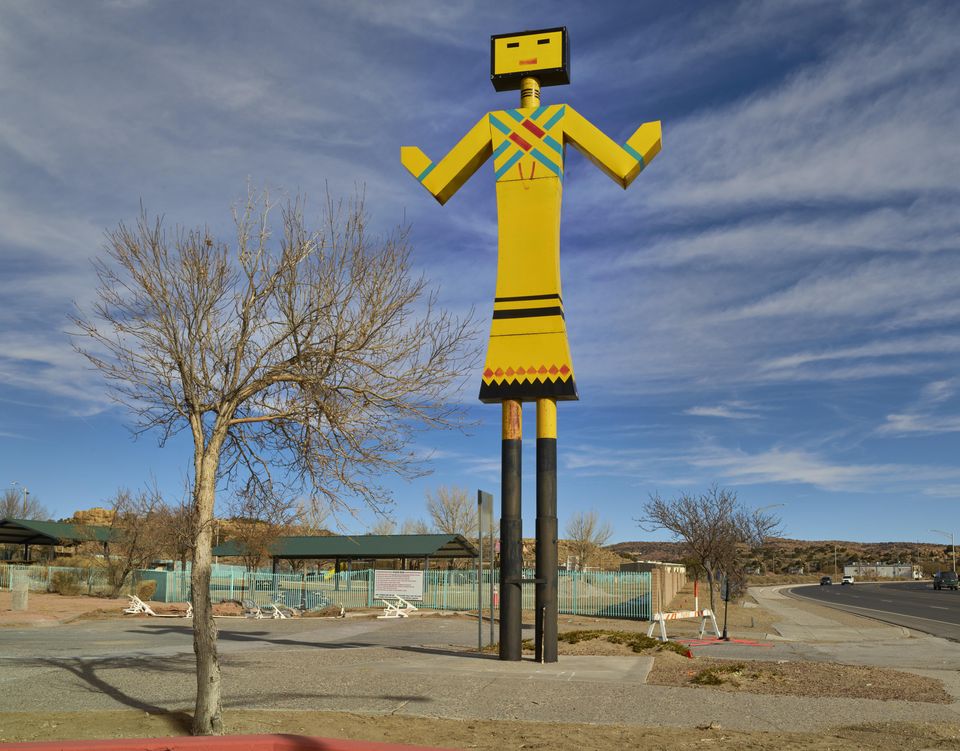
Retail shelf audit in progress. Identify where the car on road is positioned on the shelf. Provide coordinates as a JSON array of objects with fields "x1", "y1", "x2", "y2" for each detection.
[
  {"x1": 841, "y1": 575, "x2": 855, "y2": 585},
  {"x1": 820, "y1": 576, "x2": 832, "y2": 585},
  {"x1": 933, "y1": 571, "x2": 959, "y2": 590}
]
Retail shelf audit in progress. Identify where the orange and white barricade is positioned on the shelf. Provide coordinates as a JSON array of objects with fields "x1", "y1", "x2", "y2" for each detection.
[{"x1": 647, "y1": 608, "x2": 720, "y2": 642}]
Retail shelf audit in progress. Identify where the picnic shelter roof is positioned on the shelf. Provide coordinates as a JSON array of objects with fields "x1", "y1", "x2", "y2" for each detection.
[
  {"x1": 0, "y1": 518, "x2": 114, "y2": 546},
  {"x1": 212, "y1": 533, "x2": 478, "y2": 561}
]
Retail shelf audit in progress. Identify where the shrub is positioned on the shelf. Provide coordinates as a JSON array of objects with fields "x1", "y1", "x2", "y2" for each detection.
[
  {"x1": 50, "y1": 571, "x2": 82, "y2": 596},
  {"x1": 542, "y1": 629, "x2": 692, "y2": 657},
  {"x1": 136, "y1": 579, "x2": 158, "y2": 600},
  {"x1": 691, "y1": 663, "x2": 747, "y2": 686}
]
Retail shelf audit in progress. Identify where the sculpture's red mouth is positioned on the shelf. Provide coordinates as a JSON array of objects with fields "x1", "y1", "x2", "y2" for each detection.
[{"x1": 519, "y1": 58, "x2": 537, "y2": 65}]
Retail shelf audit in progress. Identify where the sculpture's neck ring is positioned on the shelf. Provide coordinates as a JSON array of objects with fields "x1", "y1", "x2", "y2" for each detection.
[{"x1": 520, "y1": 77, "x2": 541, "y2": 108}]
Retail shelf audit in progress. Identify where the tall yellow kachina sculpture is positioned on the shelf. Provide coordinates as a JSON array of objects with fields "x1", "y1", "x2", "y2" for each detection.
[{"x1": 402, "y1": 27, "x2": 661, "y2": 663}]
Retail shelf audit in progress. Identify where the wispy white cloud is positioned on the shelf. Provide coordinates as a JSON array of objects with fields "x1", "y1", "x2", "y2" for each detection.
[
  {"x1": 684, "y1": 402, "x2": 764, "y2": 420},
  {"x1": 727, "y1": 257, "x2": 960, "y2": 322},
  {"x1": 880, "y1": 413, "x2": 960, "y2": 435},
  {"x1": 762, "y1": 337, "x2": 960, "y2": 373},
  {"x1": 919, "y1": 379, "x2": 958, "y2": 405},
  {"x1": 877, "y1": 378, "x2": 960, "y2": 436},
  {"x1": 646, "y1": 9, "x2": 960, "y2": 212},
  {"x1": 688, "y1": 444, "x2": 960, "y2": 493},
  {"x1": 924, "y1": 484, "x2": 960, "y2": 499}
]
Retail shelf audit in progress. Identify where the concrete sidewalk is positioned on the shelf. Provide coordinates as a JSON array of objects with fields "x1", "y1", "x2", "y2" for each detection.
[
  {"x1": 753, "y1": 585, "x2": 912, "y2": 642},
  {"x1": 2, "y1": 590, "x2": 960, "y2": 734}
]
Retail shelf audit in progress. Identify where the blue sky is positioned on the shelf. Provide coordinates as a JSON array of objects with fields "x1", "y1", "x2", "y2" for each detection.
[{"x1": 1, "y1": 1, "x2": 959, "y2": 543}]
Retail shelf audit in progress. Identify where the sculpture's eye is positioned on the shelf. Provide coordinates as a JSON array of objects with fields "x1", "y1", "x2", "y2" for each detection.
[
  {"x1": 507, "y1": 42, "x2": 519, "y2": 48},
  {"x1": 538, "y1": 38, "x2": 550, "y2": 44}
]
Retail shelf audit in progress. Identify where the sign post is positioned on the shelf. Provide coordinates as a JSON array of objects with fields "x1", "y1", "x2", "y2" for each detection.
[{"x1": 477, "y1": 490, "x2": 494, "y2": 651}]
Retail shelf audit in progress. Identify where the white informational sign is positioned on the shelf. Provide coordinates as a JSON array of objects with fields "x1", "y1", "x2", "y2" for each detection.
[{"x1": 374, "y1": 569, "x2": 424, "y2": 602}]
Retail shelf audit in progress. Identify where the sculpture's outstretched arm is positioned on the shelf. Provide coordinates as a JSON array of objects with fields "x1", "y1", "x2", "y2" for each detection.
[
  {"x1": 563, "y1": 106, "x2": 661, "y2": 189},
  {"x1": 401, "y1": 116, "x2": 493, "y2": 205}
]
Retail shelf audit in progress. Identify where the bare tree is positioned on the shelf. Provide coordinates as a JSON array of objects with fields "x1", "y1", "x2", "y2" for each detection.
[
  {"x1": 368, "y1": 517, "x2": 397, "y2": 535},
  {"x1": 401, "y1": 517, "x2": 431, "y2": 535},
  {"x1": 426, "y1": 486, "x2": 477, "y2": 537},
  {"x1": 1, "y1": 488, "x2": 48, "y2": 520},
  {"x1": 565, "y1": 510, "x2": 613, "y2": 570},
  {"x1": 156, "y1": 498, "x2": 196, "y2": 571},
  {"x1": 638, "y1": 486, "x2": 781, "y2": 613},
  {"x1": 72, "y1": 190, "x2": 475, "y2": 734},
  {"x1": 78, "y1": 487, "x2": 167, "y2": 597},
  {"x1": 225, "y1": 485, "x2": 296, "y2": 573},
  {"x1": 425, "y1": 486, "x2": 478, "y2": 569},
  {"x1": 291, "y1": 498, "x2": 332, "y2": 536}
]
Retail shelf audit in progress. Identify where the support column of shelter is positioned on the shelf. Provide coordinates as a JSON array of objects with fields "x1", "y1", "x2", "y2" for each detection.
[
  {"x1": 535, "y1": 398, "x2": 558, "y2": 663},
  {"x1": 499, "y1": 399, "x2": 522, "y2": 661}
]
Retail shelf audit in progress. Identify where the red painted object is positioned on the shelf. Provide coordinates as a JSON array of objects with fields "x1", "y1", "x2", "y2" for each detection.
[{"x1": 0, "y1": 734, "x2": 457, "y2": 751}]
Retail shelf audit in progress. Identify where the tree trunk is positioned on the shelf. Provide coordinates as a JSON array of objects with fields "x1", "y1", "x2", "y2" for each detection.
[
  {"x1": 191, "y1": 447, "x2": 224, "y2": 735},
  {"x1": 705, "y1": 567, "x2": 717, "y2": 614}
]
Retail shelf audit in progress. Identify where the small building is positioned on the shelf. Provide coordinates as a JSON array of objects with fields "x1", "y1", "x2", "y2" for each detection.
[{"x1": 844, "y1": 563, "x2": 919, "y2": 580}]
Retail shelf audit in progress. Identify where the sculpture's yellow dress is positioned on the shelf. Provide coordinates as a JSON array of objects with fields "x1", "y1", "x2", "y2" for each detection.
[{"x1": 402, "y1": 104, "x2": 660, "y2": 403}]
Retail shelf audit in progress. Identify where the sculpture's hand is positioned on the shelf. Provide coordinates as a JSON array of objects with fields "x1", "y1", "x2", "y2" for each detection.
[
  {"x1": 400, "y1": 116, "x2": 492, "y2": 205},
  {"x1": 625, "y1": 121, "x2": 662, "y2": 168},
  {"x1": 401, "y1": 146, "x2": 434, "y2": 182},
  {"x1": 564, "y1": 107, "x2": 661, "y2": 188}
]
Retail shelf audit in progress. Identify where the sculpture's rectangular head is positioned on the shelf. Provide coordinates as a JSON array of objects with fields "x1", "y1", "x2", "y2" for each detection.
[{"x1": 490, "y1": 27, "x2": 569, "y2": 92}]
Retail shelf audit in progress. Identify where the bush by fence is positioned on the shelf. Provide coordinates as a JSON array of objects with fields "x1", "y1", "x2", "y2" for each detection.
[{"x1": 0, "y1": 564, "x2": 147, "y2": 597}]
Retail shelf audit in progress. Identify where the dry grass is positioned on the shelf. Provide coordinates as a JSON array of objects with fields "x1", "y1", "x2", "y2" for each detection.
[{"x1": 648, "y1": 651, "x2": 952, "y2": 703}]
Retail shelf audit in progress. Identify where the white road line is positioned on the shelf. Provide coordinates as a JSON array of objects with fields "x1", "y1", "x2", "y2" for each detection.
[{"x1": 931, "y1": 605, "x2": 950, "y2": 610}]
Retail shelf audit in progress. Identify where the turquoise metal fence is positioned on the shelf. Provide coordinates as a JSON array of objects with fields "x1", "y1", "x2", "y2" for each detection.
[
  {"x1": 176, "y1": 567, "x2": 650, "y2": 620},
  {"x1": 1, "y1": 563, "x2": 651, "y2": 620}
]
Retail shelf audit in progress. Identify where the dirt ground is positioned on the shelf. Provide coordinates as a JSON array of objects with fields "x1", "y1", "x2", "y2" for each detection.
[
  {"x1": 3, "y1": 591, "x2": 959, "y2": 749},
  {"x1": 3, "y1": 710, "x2": 960, "y2": 750},
  {"x1": 0, "y1": 590, "x2": 130, "y2": 626},
  {"x1": 647, "y1": 649, "x2": 952, "y2": 703}
]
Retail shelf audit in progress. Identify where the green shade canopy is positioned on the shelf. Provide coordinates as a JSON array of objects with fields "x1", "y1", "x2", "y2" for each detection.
[
  {"x1": 213, "y1": 533, "x2": 478, "y2": 561},
  {"x1": 0, "y1": 518, "x2": 114, "y2": 546}
]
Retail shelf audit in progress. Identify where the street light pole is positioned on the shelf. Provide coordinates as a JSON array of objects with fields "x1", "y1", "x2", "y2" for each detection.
[
  {"x1": 756, "y1": 503, "x2": 786, "y2": 578},
  {"x1": 931, "y1": 529, "x2": 955, "y2": 573},
  {"x1": 11, "y1": 481, "x2": 28, "y2": 517}
]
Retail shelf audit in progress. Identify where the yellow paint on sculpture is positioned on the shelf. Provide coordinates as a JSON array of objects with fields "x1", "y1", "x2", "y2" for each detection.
[
  {"x1": 492, "y1": 30, "x2": 565, "y2": 77},
  {"x1": 400, "y1": 26, "x2": 662, "y2": 403},
  {"x1": 537, "y1": 398, "x2": 557, "y2": 439}
]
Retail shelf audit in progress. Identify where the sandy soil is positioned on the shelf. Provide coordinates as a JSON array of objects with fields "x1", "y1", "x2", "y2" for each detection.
[
  {"x1": 0, "y1": 591, "x2": 130, "y2": 626},
  {"x1": 3, "y1": 710, "x2": 960, "y2": 750}
]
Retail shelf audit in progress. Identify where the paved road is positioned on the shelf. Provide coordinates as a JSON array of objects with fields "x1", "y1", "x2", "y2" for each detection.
[{"x1": 789, "y1": 580, "x2": 960, "y2": 641}]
